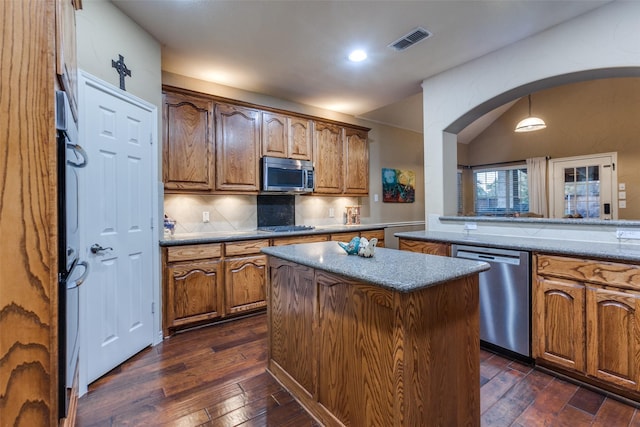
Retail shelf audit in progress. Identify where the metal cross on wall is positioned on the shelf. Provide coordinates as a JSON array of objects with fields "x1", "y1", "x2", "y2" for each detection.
[{"x1": 111, "y1": 54, "x2": 132, "y2": 91}]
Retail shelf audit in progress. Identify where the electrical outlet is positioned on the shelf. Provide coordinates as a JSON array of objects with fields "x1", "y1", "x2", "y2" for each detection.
[
  {"x1": 616, "y1": 229, "x2": 640, "y2": 239},
  {"x1": 202, "y1": 211, "x2": 210, "y2": 223},
  {"x1": 464, "y1": 222, "x2": 477, "y2": 230},
  {"x1": 328, "y1": 208, "x2": 335, "y2": 218}
]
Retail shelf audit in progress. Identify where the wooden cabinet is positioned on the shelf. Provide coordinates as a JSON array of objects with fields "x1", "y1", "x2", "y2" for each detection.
[
  {"x1": 268, "y1": 259, "x2": 317, "y2": 395},
  {"x1": 399, "y1": 239, "x2": 450, "y2": 256},
  {"x1": 224, "y1": 240, "x2": 269, "y2": 315},
  {"x1": 533, "y1": 253, "x2": 640, "y2": 395},
  {"x1": 163, "y1": 92, "x2": 214, "y2": 191},
  {"x1": 288, "y1": 117, "x2": 313, "y2": 160},
  {"x1": 164, "y1": 244, "x2": 223, "y2": 335},
  {"x1": 262, "y1": 112, "x2": 312, "y2": 161},
  {"x1": 586, "y1": 286, "x2": 640, "y2": 391},
  {"x1": 313, "y1": 121, "x2": 343, "y2": 194},
  {"x1": 56, "y1": 0, "x2": 81, "y2": 121},
  {"x1": 271, "y1": 234, "x2": 329, "y2": 246},
  {"x1": 331, "y1": 229, "x2": 385, "y2": 248},
  {"x1": 360, "y1": 229, "x2": 385, "y2": 248},
  {"x1": 2, "y1": 1, "x2": 71, "y2": 424},
  {"x1": 343, "y1": 128, "x2": 369, "y2": 195},
  {"x1": 162, "y1": 86, "x2": 368, "y2": 195},
  {"x1": 215, "y1": 102, "x2": 261, "y2": 192},
  {"x1": 533, "y1": 276, "x2": 585, "y2": 371}
]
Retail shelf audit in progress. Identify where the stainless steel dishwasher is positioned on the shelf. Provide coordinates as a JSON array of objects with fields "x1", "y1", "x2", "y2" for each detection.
[{"x1": 451, "y1": 244, "x2": 531, "y2": 358}]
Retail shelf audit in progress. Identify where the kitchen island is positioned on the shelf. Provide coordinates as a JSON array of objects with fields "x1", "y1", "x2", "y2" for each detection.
[{"x1": 262, "y1": 241, "x2": 489, "y2": 426}]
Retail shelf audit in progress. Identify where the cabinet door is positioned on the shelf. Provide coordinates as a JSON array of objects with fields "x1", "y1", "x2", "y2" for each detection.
[
  {"x1": 360, "y1": 229, "x2": 385, "y2": 248},
  {"x1": 586, "y1": 286, "x2": 640, "y2": 391},
  {"x1": 165, "y1": 259, "x2": 222, "y2": 333},
  {"x1": 313, "y1": 121, "x2": 343, "y2": 194},
  {"x1": 532, "y1": 276, "x2": 585, "y2": 371},
  {"x1": 399, "y1": 239, "x2": 449, "y2": 256},
  {"x1": 268, "y1": 259, "x2": 316, "y2": 395},
  {"x1": 343, "y1": 128, "x2": 369, "y2": 195},
  {"x1": 215, "y1": 103, "x2": 260, "y2": 191},
  {"x1": 224, "y1": 255, "x2": 267, "y2": 315},
  {"x1": 262, "y1": 111, "x2": 287, "y2": 158},
  {"x1": 288, "y1": 117, "x2": 313, "y2": 160},
  {"x1": 163, "y1": 93, "x2": 214, "y2": 191}
]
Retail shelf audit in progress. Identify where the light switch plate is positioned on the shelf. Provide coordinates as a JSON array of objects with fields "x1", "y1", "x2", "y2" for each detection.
[
  {"x1": 619, "y1": 191, "x2": 626, "y2": 200},
  {"x1": 464, "y1": 222, "x2": 477, "y2": 230},
  {"x1": 619, "y1": 200, "x2": 627, "y2": 209},
  {"x1": 619, "y1": 183, "x2": 626, "y2": 191},
  {"x1": 202, "y1": 211, "x2": 210, "y2": 223}
]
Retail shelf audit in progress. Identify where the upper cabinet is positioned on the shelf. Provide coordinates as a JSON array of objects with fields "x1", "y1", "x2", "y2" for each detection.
[
  {"x1": 162, "y1": 86, "x2": 369, "y2": 195},
  {"x1": 262, "y1": 113, "x2": 312, "y2": 161},
  {"x1": 215, "y1": 102, "x2": 261, "y2": 192},
  {"x1": 344, "y1": 128, "x2": 369, "y2": 195},
  {"x1": 163, "y1": 92, "x2": 215, "y2": 191},
  {"x1": 55, "y1": 0, "x2": 82, "y2": 121},
  {"x1": 288, "y1": 117, "x2": 313, "y2": 160},
  {"x1": 313, "y1": 121, "x2": 344, "y2": 194}
]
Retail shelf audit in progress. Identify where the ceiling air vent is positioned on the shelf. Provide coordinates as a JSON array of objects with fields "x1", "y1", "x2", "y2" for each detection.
[{"x1": 388, "y1": 27, "x2": 431, "y2": 51}]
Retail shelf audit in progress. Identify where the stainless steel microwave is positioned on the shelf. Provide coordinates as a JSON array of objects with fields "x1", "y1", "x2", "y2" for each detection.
[{"x1": 262, "y1": 156, "x2": 314, "y2": 193}]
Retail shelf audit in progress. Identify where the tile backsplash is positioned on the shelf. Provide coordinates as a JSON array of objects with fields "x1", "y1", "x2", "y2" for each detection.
[{"x1": 164, "y1": 194, "x2": 360, "y2": 234}]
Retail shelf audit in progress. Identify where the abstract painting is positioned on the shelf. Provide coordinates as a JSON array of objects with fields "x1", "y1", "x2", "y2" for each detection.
[{"x1": 382, "y1": 168, "x2": 415, "y2": 203}]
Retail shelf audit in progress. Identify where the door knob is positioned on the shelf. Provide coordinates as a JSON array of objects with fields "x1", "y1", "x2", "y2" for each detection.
[{"x1": 90, "y1": 243, "x2": 113, "y2": 254}]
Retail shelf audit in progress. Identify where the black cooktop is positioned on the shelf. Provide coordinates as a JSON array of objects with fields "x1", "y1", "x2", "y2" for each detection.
[{"x1": 258, "y1": 225, "x2": 315, "y2": 232}]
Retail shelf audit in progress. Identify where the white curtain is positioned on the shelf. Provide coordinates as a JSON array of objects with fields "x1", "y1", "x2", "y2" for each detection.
[{"x1": 526, "y1": 157, "x2": 548, "y2": 217}]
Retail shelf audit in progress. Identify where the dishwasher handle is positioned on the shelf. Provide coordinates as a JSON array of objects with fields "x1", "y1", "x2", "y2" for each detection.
[{"x1": 454, "y1": 250, "x2": 522, "y2": 266}]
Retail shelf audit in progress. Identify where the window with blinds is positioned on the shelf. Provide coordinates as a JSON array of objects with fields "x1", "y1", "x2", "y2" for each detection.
[{"x1": 474, "y1": 166, "x2": 528, "y2": 216}]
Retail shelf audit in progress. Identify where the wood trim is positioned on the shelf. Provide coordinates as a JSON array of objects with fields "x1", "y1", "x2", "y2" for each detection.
[{"x1": 162, "y1": 85, "x2": 371, "y2": 132}]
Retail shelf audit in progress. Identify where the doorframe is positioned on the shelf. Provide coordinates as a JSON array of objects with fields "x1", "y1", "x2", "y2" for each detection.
[
  {"x1": 77, "y1": 70, "x2": 160, "y2": 397},
  {"x1": 548, "y1": 152, "x2": 618, "y2": 220}
]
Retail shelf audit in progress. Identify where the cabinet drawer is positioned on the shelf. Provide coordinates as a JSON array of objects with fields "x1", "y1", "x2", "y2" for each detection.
[
  {"x1": 330, "y1": 232, "x2": 360, "y2": 242},
  {"x1": 272, "y1": 234, "x2": 329, "y2": 246},
  {"x1": 225, "y1": 239, "x2": 269, "y2": 256},
  {"x1": 361, "y1": 229, "x2": 384, "y2": 241},
  {"x1": 537, "y1": 254, "x2": 640, "y2": 291},
  {"x1": 167, "y1": 244, "x2": 222, "y2": 262}
]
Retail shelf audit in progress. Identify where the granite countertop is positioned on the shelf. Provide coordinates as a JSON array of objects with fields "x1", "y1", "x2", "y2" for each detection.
[
  {"x1": 261, "y1": 241, "x2": 490, "y2": 293},
  {"x1": 394, "y1": 230, "x2": 640, "y2": 263},
  {"x1": 160, "y1": 223, "x2": 401, "y2": 247}
]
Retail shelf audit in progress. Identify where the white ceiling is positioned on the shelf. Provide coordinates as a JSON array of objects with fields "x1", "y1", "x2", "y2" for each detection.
[{"x1": 112, "y1": 0, "x2": 611, "y2": 134}]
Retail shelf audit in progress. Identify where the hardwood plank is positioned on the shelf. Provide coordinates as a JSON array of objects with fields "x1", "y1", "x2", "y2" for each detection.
[
  {"x1": 592, "y1": 398, "x2": 636, "y2": 426},
  {"x1": 567, "y1": 386, "x2": 606, "y2": 415},
  {"x1": 481, "y1": 369, "x2": 554, "y2": 426},
  {"x1": 480, "y1": 368, "x2": 527, "y2": 413},
  {"x1": 77, "y1": 312, "x2": 640, "y2": 427},
  {"x1": 514, "y1": 378, "x2": 579, "y2": 425}
]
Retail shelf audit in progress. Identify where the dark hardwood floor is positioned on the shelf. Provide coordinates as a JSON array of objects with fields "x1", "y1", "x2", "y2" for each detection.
[{"x1": 77, "y1": 312, "x2": 640, "y2": 426}]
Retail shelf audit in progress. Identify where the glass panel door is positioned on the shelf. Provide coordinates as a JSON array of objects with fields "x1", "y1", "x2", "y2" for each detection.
[{"x1": 550, "y1": 153, "x2": 616, "y2": 220}]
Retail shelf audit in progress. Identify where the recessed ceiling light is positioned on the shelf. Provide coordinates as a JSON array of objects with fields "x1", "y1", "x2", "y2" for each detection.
[{"x1": 348, "y1": 49, "x2": 367, "y2": 62}]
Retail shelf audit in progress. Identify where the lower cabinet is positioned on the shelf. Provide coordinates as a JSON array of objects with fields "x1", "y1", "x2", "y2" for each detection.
[
  {"x1": 533, "y1": 253, "x2": 640, "y2": 395},
  {"x1": 164, "y1": 245, "x2": 224, "y2": 335},
  {"x1": 163, "y1": 229, "x2": 385, "y2": 335},
  {"x1": 224, "y1": 239, "x2": 269, "y2": 315}
]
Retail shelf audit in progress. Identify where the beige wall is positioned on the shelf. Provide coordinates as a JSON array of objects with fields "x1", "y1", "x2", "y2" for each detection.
[
  {"x1": 462, "y1": 78, "x2": 640, "y2": 219},
  {"x1": 162, "y1": 72, "x2": 425, "y2": 226},
  {"x1": 76, "y1": 0, "x2": 161, "y2": 108}
]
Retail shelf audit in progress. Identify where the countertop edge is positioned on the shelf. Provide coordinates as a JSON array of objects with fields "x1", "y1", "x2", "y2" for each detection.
[
  {"x1": 262, "y1": 242, "x2": 490, "y2": 293},
  {"x1": 160, "y1": 222, "x2": 424, "y2": 247},
  {"x1": 395, "y1": 230, "x2": 640, "y2": 263}
]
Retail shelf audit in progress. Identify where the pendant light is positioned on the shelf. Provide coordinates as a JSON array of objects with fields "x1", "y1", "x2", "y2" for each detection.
[{"x1": 515, "y1": 94, "x2": 546, "y2": 132}]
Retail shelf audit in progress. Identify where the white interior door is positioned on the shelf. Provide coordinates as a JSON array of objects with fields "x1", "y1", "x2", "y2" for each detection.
[
  {"x1": 549, "y1": 153, "x2": 617, "y2": 220},
  {"x1": 80, "y1": 76, "x2": 156, "y2": 384}
]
